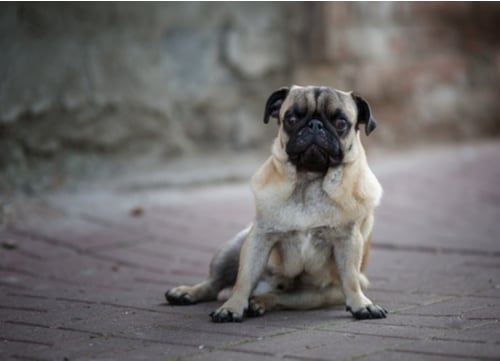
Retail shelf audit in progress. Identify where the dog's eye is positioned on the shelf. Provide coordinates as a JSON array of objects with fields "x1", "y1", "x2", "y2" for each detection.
[
  {"x1": 286, "y1": 115, "x2": 299, "y2": 126},
  {"x1": 333, "y1": 118, "x2": 348, "y2": 131}
]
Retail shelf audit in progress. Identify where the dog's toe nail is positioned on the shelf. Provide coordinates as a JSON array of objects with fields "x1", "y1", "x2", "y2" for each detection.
[
  {"x1": 349, "y1": 304, "x2": 388, "y2": 320},
  {"x1": 165, "y1": 290, "x2": 194, "y2": 306},
  {"x1": 369, "y1": 304, "x2": 388, "y2": 318},
  {"x1": 210, "y1": 308, "x2": 243, "y2": 323}
]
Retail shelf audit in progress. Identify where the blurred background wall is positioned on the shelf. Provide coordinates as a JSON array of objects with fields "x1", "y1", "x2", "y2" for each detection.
[{"x1": 1, "y1": 2, "x2": 499, "y2": 193}]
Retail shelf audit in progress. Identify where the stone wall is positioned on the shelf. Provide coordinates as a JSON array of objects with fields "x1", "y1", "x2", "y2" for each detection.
[
  {"x1": 0, "y1": 3, "x2": 294, "y2": 193},
  {"x1": 294, "y1": 3, "x2": 500, "y2": 145},
  {"x1": 1, "y1": 3, "x2": 499, "y2": 193}
]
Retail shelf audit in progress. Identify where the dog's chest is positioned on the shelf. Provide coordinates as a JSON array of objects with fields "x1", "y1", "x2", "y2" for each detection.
[
  {"x1": 269, "y1": 176, "x2": 341, "y2": 230},
  {"x1": 300, "y1": 229, "x2": 332, "y2": 272},
  {"x1": 273, "y1": 227, "x2": 338, "y2": 283}
]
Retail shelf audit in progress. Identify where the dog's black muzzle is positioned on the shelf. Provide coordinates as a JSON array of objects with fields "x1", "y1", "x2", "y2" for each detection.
[{"x1": 287, "y1": 119, "x2": 343, "y2": 173}]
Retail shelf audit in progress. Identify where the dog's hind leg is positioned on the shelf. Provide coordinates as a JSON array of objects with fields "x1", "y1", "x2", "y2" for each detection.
[
  {"x1": 165, "y1": 225, "x2": 250, "y2": 305},
  {"x1": 247, "y1": 286, "x2": 345, "y2": 316}
]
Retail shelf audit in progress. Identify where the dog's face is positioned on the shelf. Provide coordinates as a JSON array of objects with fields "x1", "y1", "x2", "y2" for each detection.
[{"x1": 263, "y1": 85, "x2": 376, "y2": 173}]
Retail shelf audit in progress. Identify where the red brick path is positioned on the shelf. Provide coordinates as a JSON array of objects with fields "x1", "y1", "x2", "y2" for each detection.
[{"x1": 1, "y1": 142, "x2": 500, "y2": 360}]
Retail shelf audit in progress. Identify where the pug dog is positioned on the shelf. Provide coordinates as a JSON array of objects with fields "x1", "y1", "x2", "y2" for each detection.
[{"x1": 165, "y1": 85, "x2": 386, "y2": 322}]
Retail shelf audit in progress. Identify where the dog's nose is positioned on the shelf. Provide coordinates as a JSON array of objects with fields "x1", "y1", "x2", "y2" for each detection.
[{"x1": 308, "y1": 119, "x2": 324, "y2": 133}]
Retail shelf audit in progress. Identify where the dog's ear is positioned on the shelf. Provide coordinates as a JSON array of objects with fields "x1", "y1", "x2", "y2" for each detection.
[
  {"x1": 352, "y1": 92, "x2": 377, "y2": 136},
  {"x1": 263, "y1": 87, "x2": 289, "y2": 124}
]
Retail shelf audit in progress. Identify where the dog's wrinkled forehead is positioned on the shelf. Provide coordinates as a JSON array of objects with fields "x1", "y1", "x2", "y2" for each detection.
[{"x1": 281, "y1": 86, "x2": 357, "y2": 119}]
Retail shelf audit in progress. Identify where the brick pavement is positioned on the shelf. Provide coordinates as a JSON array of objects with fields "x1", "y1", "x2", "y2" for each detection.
[{"x1": 1, "y1": 141, "x2": 499, "y2": 361}]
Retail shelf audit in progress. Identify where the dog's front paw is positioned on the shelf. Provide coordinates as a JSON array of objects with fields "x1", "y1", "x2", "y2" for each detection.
[
  {"x1": 347, "y1": 304, "x2": 388, "y2": 320},
  {"x1": 165, "y1": 286, "x2": 196, "y2": 305},
  {"x1": 210, "y1": 307, "x2": 244, "y2": 323},
  {"x1": 210, "y1": 296, "x2": 248, "y2": 323}
]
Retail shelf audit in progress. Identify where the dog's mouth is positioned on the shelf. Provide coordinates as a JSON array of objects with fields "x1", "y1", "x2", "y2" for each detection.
[{"x1": 288, "y1": 143, "x2": 343, "y2": 173}]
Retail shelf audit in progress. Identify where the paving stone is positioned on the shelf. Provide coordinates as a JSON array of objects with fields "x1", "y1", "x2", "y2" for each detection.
[
  {"x1": 182, "y1": 349, "x2": 282, "y2": 361},
  {"x1": 232, "y1": 307, "x2": 353, "y2": 329},
  {"x1": 87, "y1": 343, "x2": 204, "y2": 361},
  {"x1": 476, "y1": 287, "x2": 500, "y2": 299},
  {"x1": 371, "y1": 312, "x2": 491, "y2": 331},
  {"x1": 153, "y1": 304, "x2": 299, "y2": 340},
  {"x1": 357, "y1": 350, "x2": 462, "y2": 361},
  {"x1": 324, "y1": 321, "x2": 434, "y2": 340},
  {"x1": 366, "y1": 249, "x2": 499, "y2": 296},
  {"x1": 115, "y1": 324, "x2": 252, "y2": 350},
  {"x1": 393, "y1": 338, "x2": 500, "y2": 360},
  {"x1": 0, "y1": 322, "x2": 89, "y2": 345},
  {"x1": 399, "y1": 296, "x2": 500, "y2": 317},
  {"x1": 433, "y1": 321, "x2": 500, "y2": 343},
  {"x1": 364, "y1": 289, "x2": 445, "y2": 311},
  {"x1": 231, "y1": 329, "x2": 412, "y2": 361},
  {"x1": 1, "y1": 342, "x2": 53, "y2": 361},
  {"x1": 35, "y1": 334, "x2": 195, "y2": 361}
]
